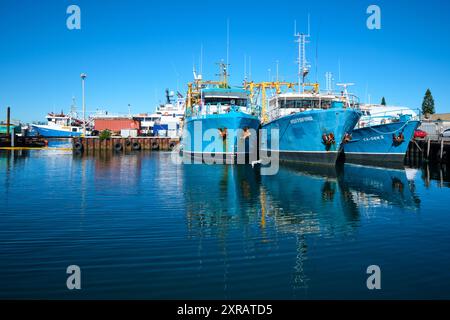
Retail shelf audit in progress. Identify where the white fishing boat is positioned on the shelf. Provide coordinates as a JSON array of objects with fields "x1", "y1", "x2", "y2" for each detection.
[
  {"x1": 137, "y1": 89, "x2": 185, "y2": 137},
  {"x1": 31, "y1": 112, "x2": 84, "y2": 137}
]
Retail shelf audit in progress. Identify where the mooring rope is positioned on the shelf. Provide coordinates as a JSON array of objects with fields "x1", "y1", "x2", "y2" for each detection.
[{"x1": 366, "y1": 119, "x2": 412, "y2": 135}]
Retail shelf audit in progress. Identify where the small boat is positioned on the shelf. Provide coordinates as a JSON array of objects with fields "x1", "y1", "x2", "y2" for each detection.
[
  {"x1": 31, "y1": 112, "x2": 84, "y2": 138},
  {"x1": 344, "y1": 104, "x2": 421, "y2": 166},
  {"x1": 182, "y1": 63, "x2": 260, "y2": 163}
]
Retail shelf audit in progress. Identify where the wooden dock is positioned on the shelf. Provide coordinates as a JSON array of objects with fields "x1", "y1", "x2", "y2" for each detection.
[
  {"x1": 406, "y1": 136, "x2": 450, "y2": 165},
  {"x1": 0, "y1": 134, "x2": 48, "y2": 149},
  {"x1": 72, "y1": 137, "x2": 180, "y2": 154},
  {"x1": 71, "y1": 135, "x2": 449, "y2": 166}
]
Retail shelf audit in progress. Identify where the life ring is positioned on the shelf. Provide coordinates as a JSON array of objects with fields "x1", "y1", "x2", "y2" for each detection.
[
  {"x1": 218, "y1": 128, "x2": 227, "y2": 140},
  {"x1": 343, "y1": 133, "x2": 352, "y2": 144},
  {"x1": 74, "y1": 141, "x2": 83, "y2": 151},
  {"x1": 393, "y1": 133, "x2": 404, "y2": 144},
  {"x1": 114, "y1": 142, "x2": 123, "y2": 151},
  {"x1": 322, "y1": 132, "x2": 335, "y2": 146},
  {"x1": 242, "y1": 127, "x2": 251, "y2": 139},
  {"x1": 151, "y1": 141, "x2": 159, "y2": 150},
  {"x1": 132, "y1": 142, "x2": 141, "y2": 151}
]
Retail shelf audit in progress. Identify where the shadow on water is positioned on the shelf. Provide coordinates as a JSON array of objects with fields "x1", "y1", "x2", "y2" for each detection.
[{"x1": 416, "y1": 162, "x2": 450, "y2": 189}]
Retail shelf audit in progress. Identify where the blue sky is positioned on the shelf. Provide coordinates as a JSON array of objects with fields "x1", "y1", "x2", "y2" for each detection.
[{"x1": 1, "y1": 0, "x2": 449, "y2": 122}]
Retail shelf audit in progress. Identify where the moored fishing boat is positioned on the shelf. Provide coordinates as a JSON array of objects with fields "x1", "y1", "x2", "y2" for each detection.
[
  {"x1": 344, "y1": 104, "x2": 421, "y2": 165},
  {"x1": 253, "y1": 27, "x2": 361, "y2": 166},
  {"x1": 182, "y1": 63, "x2": 260, "y2": 163},
  {"x1": 259, "y1": 86, "x2": 361, "y2": 165},
  {"x1": 31, "y1": 112, "x2": 84, "y2": 137}
]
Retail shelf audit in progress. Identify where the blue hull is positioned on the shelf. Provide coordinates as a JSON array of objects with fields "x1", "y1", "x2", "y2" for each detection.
[
  {"x1": 182, "y1": 112, "x2": 260, "y2": 161},
  {"x1": 31, "y1": 125, "x2": 82, "y2": 138},
  {"x1": 344, "y1": 120, "x2": 420, "y2": 165},
  {"x1": 261, "y1": 108, "x2": 361, "y2": 165}
]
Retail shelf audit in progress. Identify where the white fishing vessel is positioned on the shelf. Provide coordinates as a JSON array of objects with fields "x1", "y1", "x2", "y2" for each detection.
[
  {"x1": 31, "y1": 98, "x2": 86, "y2": 137},
  {"x1": 137, "y1": 89, "x2": 185, "y2": 137},
  {"x1": 357, "y1": 104, "x2": 418, "y2": 128}
]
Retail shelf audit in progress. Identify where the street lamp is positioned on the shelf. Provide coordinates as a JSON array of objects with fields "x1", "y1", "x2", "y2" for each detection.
[{"x1": 80, "y1": 73, "x2": 87, "y2": 136}]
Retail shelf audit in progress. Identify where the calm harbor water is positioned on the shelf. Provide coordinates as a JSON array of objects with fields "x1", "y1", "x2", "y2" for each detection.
[{"x1": 1, "y1": 141, "x2": 450, "y2": 299}]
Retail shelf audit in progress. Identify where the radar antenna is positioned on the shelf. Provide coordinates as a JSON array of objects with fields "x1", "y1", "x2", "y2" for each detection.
[{"x1": 336, "y1": 83, "x2": 355, "y2": 107}]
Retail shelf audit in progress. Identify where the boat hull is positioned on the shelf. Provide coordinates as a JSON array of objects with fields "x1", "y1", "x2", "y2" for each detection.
[
  {"x1": 31, "y1": 125, "x2": 82, "y2": 138},
  {"x1": 182, "y1": 112, "x2": 260, "y2": 163},
  {"x1": 343, "y1": 120, "x2": 420, "y2": 166},
  {"x1": 261, "y1": 108, "x2": 361, "y2": 165}
]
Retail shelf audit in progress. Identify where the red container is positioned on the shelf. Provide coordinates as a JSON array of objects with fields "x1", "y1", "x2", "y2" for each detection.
[{"x1": 94, "y1": 118, "x2": 141, "y2": 132}]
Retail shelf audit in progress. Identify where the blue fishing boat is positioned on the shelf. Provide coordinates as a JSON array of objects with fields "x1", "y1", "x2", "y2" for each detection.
[
  {"x1": 255, "y1": 28, "x2": 361, "y2": 166},
  {"x1": 182, "y1": 63, "x2": 260, "y2": 163},
  {"x1": 260, "y1": 90, "x2": 361, "y2": 165},
  {"x1": 344, "y1": 105, "x2": 421, "y2": 165}
]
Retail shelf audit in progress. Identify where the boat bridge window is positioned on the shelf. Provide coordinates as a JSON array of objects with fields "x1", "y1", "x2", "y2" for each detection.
[
  {"x1": 204, "y1": 97, "x2": 247, "y2": 106},
  {"x1": 331, "y1": 101, "x2": 345, "y2": 108},
  {"x1": 278, "y1": 99, "x2": 331, "y2": 109}
]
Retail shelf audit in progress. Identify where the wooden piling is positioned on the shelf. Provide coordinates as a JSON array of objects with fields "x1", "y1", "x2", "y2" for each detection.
[
  {"x1": 73, "y1": 137, "x2": 179, "y2": 154},
  {"x1": 6, "y1": 107, "x2": 10, "y2": 136}
]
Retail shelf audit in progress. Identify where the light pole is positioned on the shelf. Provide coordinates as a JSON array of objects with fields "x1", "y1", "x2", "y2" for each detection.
[{"x1": 80, "y1": 73, "x2": 87, "y2": 136}]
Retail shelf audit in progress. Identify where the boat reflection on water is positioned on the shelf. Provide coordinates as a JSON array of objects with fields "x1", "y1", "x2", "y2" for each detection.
[
  {"x1": 260, "y1": 163, "x2": 359, "y2": 291},
  {"x1": 341, "y1": 163, "x2": 421, "y2": 211},
  {"x1": 182, "y1": 160, "x2": 421, "y2": 294},
  {"x1": 183, "y1": 164, "x2": 262, "y2": 237}
]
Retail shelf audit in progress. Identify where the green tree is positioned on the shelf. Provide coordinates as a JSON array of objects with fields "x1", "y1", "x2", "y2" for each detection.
[
  {"x1": 381, "y1": 97, "x2": 386, "y2": 106},
  {"x1": 422, "y1": 89, "x2": 435, "y2": 115},
  {"x1": 99, "y1": 129, "x2": 111, "y2": 141}
]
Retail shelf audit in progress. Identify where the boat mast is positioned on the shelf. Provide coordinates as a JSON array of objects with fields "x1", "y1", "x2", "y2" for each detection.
[
  {"x1": 216, "y1": 60, "x2": 229, "y2": 88},
  {"x1": 226, "y1": 18, "x2": 230, "y2": 84},
  {"x1": 70, "y1": 96, "x2": 77, "y2": 122},
  {"x1": 325, "y1": 72, "x2": 333, "y2": 94},
  {"x1": 336, "y1": 83, "x2": 355, "y2": 107},
  {"x1": 80, "y1": 73, "x2": 87, "y2": 136},
  {"x1": 294, "y1": 17, "x2": 310, "y2": 93}
]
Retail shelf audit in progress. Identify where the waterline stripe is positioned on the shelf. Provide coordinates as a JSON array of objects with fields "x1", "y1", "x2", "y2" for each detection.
[{"x1": 260, "y1": 149, "x2": 339, "y2": 154}]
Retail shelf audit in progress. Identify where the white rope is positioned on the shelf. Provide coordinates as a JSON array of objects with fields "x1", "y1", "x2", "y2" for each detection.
[{"x1": 366, "y1": 120, "x2": 411, "y2": 135}]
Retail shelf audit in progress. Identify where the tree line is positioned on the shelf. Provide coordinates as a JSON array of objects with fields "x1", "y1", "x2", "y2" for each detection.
[{"x1": 378, "y1": 89, "x2": 435, "y2": 116}]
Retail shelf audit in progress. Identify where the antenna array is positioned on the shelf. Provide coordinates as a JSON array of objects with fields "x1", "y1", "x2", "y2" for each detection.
[{"x1": 294, "y1": 18, "x2": 311, "y2": 92}]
